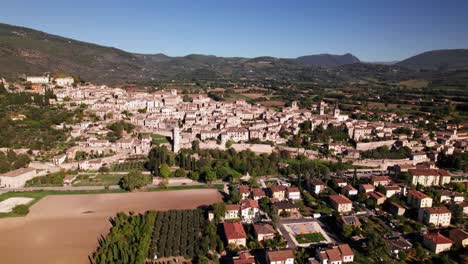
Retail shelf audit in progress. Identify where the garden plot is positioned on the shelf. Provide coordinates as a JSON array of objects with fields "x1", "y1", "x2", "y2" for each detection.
[{"x1": 0, "y1": 197, "x2": 34, "y2": 213}]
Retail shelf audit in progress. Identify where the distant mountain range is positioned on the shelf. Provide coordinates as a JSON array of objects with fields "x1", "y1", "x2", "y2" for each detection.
[{"x1": 0, "y1": 22, "x2": 466, "y2": 84}]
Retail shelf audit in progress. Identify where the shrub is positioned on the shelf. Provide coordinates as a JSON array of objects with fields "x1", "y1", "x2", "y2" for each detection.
[{"x1": 12, "y1": 204, "x2": 29, "y2": 215}]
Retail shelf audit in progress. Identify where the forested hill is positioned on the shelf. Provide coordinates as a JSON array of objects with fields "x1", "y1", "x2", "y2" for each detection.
[
  {"x1": 296, "y1": 53, "x2": 360, "y2": 67},
  {"x1": 0, "y1": 22, "x2": 433, "y2": 85},
  {"x1": 396, "y1": 49, "x2": 468, "y2": 70}
]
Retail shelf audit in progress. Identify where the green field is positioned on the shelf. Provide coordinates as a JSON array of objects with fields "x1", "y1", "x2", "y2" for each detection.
[
  {"x1": 295, "y1": 232, "x2": 325, "y2": 244},
  {"x1": 141, "y1": 133, "x2": 170, "y2": 145}
]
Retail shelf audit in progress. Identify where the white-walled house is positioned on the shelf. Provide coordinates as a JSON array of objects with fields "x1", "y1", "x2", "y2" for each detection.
[{"x1": 0, "y1": 167, "x2": 38, "y2": 188}]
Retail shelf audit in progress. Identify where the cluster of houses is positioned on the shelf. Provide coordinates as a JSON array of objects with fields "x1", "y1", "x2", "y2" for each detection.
[
  {"x1": 220, "y1": 161, "x2": 467, "y2": 264},
  {"x1": 7, "y1": 77, "x2": 464, "y2": 178},
  {"x1": 219, "y1": 180, "x2": 358, "y2": 264}
]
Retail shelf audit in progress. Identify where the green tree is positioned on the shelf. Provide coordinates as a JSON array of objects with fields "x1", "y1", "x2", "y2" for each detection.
[
  {"x1": 174, "y1": 168, "x2": 186, "y2": 177},
  {"x1": 212, "y1": 203, "x2": 226, "y2": 222},
  {"x1": 204, "y1": 169, "x2": 216, "y2": 183},
  {"x1": 159, "y1": 163, "x2": 171, "y2": 178},
  {"x1": 120, "y1": 170, "x2": 149, "y2": 191}
]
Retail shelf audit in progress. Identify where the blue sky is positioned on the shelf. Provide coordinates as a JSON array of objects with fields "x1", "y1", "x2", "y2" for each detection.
[{"x1": 1, "y1": 0, "x2": 467, "y2": 61}]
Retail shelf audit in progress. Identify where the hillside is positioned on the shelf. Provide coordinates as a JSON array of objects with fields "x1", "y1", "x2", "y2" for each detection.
[
  {"x1": 396, "y1": 49, "x2": 468, "y2": 70},
  {"x1": 0, "y1": 23, "x2": 415, "y2": 85},
  {"x1": 295, "y1": 53, "x2": 360, "y2": 67}
]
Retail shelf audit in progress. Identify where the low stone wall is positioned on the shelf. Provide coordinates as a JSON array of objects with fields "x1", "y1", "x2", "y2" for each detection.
[
  {"x1": 356, "y1": 140, "x2": 396, "y2": 151},
  {"x1": 199, "y1": 141, "x2": 273, "y2": 154},
  {"x1": 352, "y1": 158, "x2": 412, "y2": 170}
]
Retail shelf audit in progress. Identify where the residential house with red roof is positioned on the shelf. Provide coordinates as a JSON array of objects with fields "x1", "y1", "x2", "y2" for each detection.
[
  {"x1": 368, "y1": 191, "x2": 387, "y2": 206},
  {"x1": 418, "y1": 207, "x2": 452, "y2": 227},
  {"x1": 223, "y1": 222, "x2": 247, "y2": 247},
  {"x1": 225, "y1": 204, "x2": 241, "y2": 220},
  {"x1": 232, "y1": 251, "x2": 255, "y2": 264},
  {"x1": 383, "y1": 185, "x2": 401, "y2": 198},
  {"x1": 342, "y1": 185, "x2": 358, "y2": 196},
  {"x1": 370, "y1": 176, "x2": 391, "y2": 187},
  {"x1": 239, "y1": 185, "x2": 251, "y2": 200},
  {"x1": 287, "y1": 186, "x2": 301, "y2": 200},
  {"x1": 329, "y1": 195, "x2": 353, "y2": 213},
  {"x1": 252, "y1": 188, "x2": 266, "y2": 200},
  {"x1": 273, "y1": 202, "x2": 300, "y2": 217},
  {"x1": 407, "y1": 190, "x2": 433, "y2": 208},
  {"x1": 316, "y1": 244, "x2": 354, "y2": 264},
  {"x1": 266, "y1": 249, "x2": 295, "y2": 264},
  {"x1": 269, "y1": 186, "x2": 287, "y2": 201},
  {"x1": 409, "y1": 168, "x2": 451, "y2": 187},
  {"x1": 387, "y1": 202, "x2": 406, "y2": 216},
  {"x1": 449, "y1": 228, "x2": 468, "y2": 248},
  {"x1": 309, "y1": 179, "x2": 326, "y2": 194},
  {"x1": 253, "y1": 223, "x2": 276, "y2": 242},
  {"x1": 423, "y1": 233, "x2": 453, "y2": 254},
  {"x1": 240, "y1": 199, "x2": 260, "y2": 222},
  {"x1": 358, "y1": 184, "x2": 375, "y2": 194}
]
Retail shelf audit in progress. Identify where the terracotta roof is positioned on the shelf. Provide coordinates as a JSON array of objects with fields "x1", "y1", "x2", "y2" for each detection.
[
  {"x1": 269, "y1": 185, "x2": 287, "y2": 192},
  {"x1": 360, "y1": 184, "x2": 375, "y2": 191},
  {"x1": 408, "y1": 168, "x2": 450, "y2": 177},
  {"x1": 343, "y1": 185, "x2": 357, "y2": 191},
  {"x1": 449, "y1": 229, "x2": 468, "y2": 243},
  {"x1": 233, "y1": 252, "x2": 255, "y2": 264},
  {"x1": 407, "y1": 190, "x2": 431, "y2": 200},
  {"x1": 369, "y1": 192, "x2": 386, "y2": 200},
  {"x1": 329, "y1": 194, "x2": 352, "y2": 204},
  {"x1": 338, "y1": 244, "x2": 354, "y2": 256},
  {"x1": 389, "y1": 202, "x2": 405, "y2": 209},
  {"x1": 253, "y1": 223, "x2": 275, "y2": 235},
  {"x1": 325, "y1": 248, "x2": 341, "y2": 262},
  {"x1": 424, "y1": 233, "x2": 453, "y2": 245},
  {"x1": 223, "y1": 222, "x2": 247, "y2": 240},
  {"x1": 240, "y1": 199, "x2": 259, "y2": 209},
  {"x1": 273, "y1": 202, "x2": 298, "y2": 210},
  {"x1": 226, "y1": 204, "x2": 241, "y2": 211},
  {"x1": 423, "y1": 207, "x2": 451, "y2": 214},
  {"x1": 252, "y1": 188, "x2": 266, "y2": 197},
  {"x1": 334, "y1": 178, "x2": 347, "y2": 184},
  {"x1": 385, "y1": 185, "x2": 400, "y2": 191},
  {"x1": 371, "y1": 176, "x2": 391, "y2": 182},
  {"x1": 239, "y1": 185, "x2": 250, "y2": 194},
  {"x1": 287, "y1": 187, "x2": 300, "y2": 193},
  {"x1": 267, "y1": 249, "x2": 294, "y2": 262},
  {"x1": 310, "y1": 179, "x2": 326, "y2": 186}
]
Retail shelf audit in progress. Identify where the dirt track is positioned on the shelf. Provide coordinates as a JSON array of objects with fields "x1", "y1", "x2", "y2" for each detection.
[{"x1": 0, "y1": 189, "x2": 222, "y2": 264}]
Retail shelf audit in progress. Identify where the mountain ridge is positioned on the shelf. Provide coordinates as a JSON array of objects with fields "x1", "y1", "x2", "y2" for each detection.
[
  {"x1": 396, "y1": 49, "x2": 468, "y2": 70},
  {"x1": 1, "y1": 22, "x2": 463, "y2": 85}
]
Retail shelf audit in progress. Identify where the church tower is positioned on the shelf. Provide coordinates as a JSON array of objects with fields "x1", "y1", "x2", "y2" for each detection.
[
  {"x1": 334, "y1": 102, "x2": 340, "y2": 118},
  {"x1": 172, "y1": 127, "x2": 181, "y2": 153},
  {"x1": 318, "y1": 101, "x2": 326, "y2": 115}
]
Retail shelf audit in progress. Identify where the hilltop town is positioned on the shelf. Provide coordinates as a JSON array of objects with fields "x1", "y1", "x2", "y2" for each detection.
[{"x1": 0, "y1": 74, "x2": 466, "y2": 264}]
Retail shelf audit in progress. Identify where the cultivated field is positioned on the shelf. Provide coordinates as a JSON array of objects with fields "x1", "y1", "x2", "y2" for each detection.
[{"x1": 0, "y1": 189, "x2": 222, "y2": 264}]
